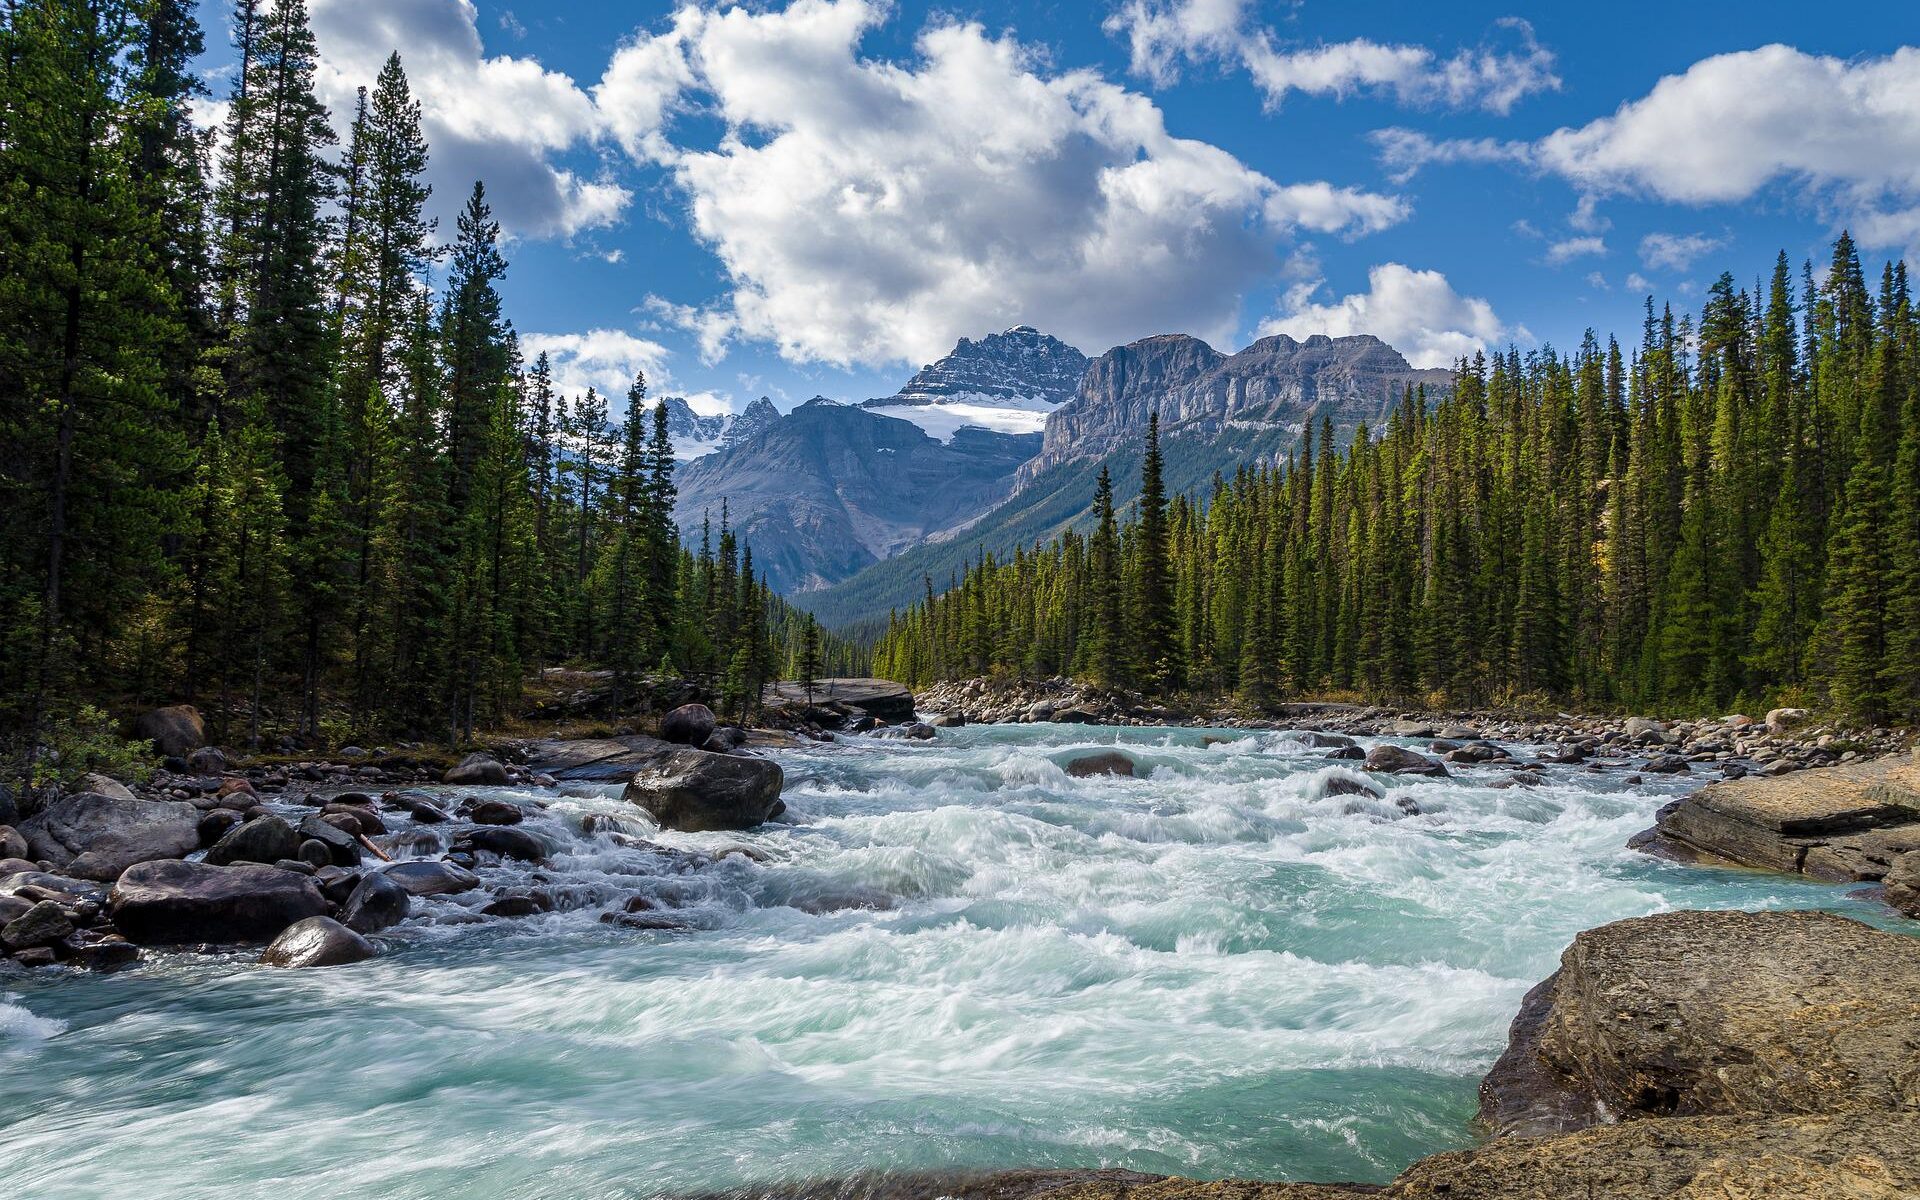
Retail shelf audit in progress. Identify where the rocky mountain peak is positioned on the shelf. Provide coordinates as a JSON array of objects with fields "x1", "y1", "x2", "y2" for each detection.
[{"x1": 872, "y1": 325, "x2": 1090, "y2": 409}]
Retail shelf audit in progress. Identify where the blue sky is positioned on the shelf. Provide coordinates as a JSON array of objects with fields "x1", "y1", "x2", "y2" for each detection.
[{"x1": 194, "y1": 1, "x2": 1920, "y2": 416}]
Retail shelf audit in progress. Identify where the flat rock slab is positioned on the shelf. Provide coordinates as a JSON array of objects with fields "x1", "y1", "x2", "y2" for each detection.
[
  {"x1": 527, "y1": 735, "x2": 678, "y2": 782},
  {"x1": 1646, "y1": 756, "x2": 1920, "y2": 880},
  {"x1": 1391, "y1": 1112, "x2": 1920, "y2": 1200},
  {"x1": 1479, "y1": 909, "x2": 1920, "y2": 1138},
  {"x1": 768, "y1": 678, "x2": 916, "y2": 723}
]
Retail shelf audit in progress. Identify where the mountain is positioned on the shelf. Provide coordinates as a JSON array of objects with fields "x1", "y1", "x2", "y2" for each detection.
[
  {"x1": 673, "y1": 399, "x2": 1040, "y2": 593},
  {"x1": 659, "y1": 395, "x2": 781, "y2": 459},
  {"x1": 860, "y1": 325, "x2": 1089, "y2": 443},
  {"x1": 1018, "y1": 332, "x2": 1450, "y2": 484},
  {"x1": 797, "y1": 333, "x2": 1452, "y2": 630}
]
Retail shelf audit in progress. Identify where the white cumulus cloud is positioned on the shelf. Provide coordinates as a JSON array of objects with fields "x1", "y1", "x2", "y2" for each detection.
[
  {"x1": 1259, "y1": 264, "x2": 1514, "y2": 369},
  {"x1": 1106, "y1": 3, "x2": 1558, "y2": 113},
  {"x1": 1638, "y1": 232, "x2": 1728, "y2": 272},
  {"x1": 1376, "y1": 45, "x2": 1920, "y2": 249},
  {"x1": 593, "y1": 0, "x2": 1407, "y2": 368},
  {"x1": 1545, "y1": 235, "x2": 1607, "y2": 265}
]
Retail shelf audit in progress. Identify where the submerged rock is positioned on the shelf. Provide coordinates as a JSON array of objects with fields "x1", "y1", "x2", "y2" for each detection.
[
  {"x1": 108, "y1": 860, "x2": 329, "y2": 944},
  {"x1": 379, "y1": 860, "x2": 481, "y2": 897},
  {"x1": 622, "y1": 748, "x2": 785, "y2": 832},
  {"x1": 259, "y1": 916, "x2": 375, "y2": 968},
  {"x1": 1363, "y1": 745, "x2": 1448, "y2": 777},
  {"x1": 1064, "y1": 751, "x2": 1136, "y2": 778},
  {"x1": 456, "y1": 825, "x2": 547, "y2": 862}
]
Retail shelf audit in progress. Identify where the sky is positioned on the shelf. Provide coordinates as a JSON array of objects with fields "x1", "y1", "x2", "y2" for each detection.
[{"x1": 191, "y1": 0, "x2": 1920, "y2": 418}]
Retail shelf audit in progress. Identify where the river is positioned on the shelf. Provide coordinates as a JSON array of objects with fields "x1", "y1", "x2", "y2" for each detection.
[{"x1": 0, "y1": 722, "x2": 1889, "y2": 1198}]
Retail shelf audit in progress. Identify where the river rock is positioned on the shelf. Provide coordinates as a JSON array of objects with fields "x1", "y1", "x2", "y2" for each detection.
[
  {"x1": 196, "y1": 809, "x2": 242, "y2": 847},
  {"x1": 0, "y1": 826, "x2": 26, "y2": 861},
  {"x1": 109, "y1": 860, "x2": 329, "y2": 944},
  {"x1": 469, "y1": 799, "x2": 524, "y2": 826},
  {"x1": 1478, "y1": 909, "x2": 1920, "y2": 1139},
  {"x1": 1363, "y1": 745, "x2": 1448, "y2": 777},
  {"x1": 1301, "y1": 732, "x2": 1357, "y2": 749},
  {"x1": 322, "y1": 802, "x2": 386, "y2": 835},
  {"x1": 74, "y1": 773, "x2": 137, "y2": 802},
  {"x1": 18, "y1": 791, "x2": 201, "y2": 881},
  {"x1": 1622, "y1": 716, "x2": 1668, "y2": 740},
  {"x1": 295, "y1": 815, "x2": 362, "y2": 866},
  {"x1": 457, "y1": 825, "x2": 547, "y2": 862},
  {"x1": 204, "y1": 814, "x2": 303, "y2": 867},
  {"x1": 1065, "y1": 751, "x2": 1136, "y2": 778},
  {"x1": 184, "y1": 746, "x2": 227, "y2": 775},
  {"x1": 1319, "y1": 775, "x2": 1383, "y2": 800},
  {"x1": 385, "y1": 791, "x2": 452, "y2": 823},
  {"x1": 259, "y1": 916, "x2": 375, "y2": 968},
  {"x1": 1766, "y1": 706, "x2": 1812, "y2": 735},
  {"x1": 380, "y1": 860, "x2": 481, "y2": 897},
  {"x1": 129, "y1": 705, "x2": 205, "y2": 757},
  {"x1": 2, "y1": 900, "x2": 75, "y2": 951},
  {"x1": 622, "y1": 748, "x2": 785, "y2": 832},
  {"x1": 661, "y1": 704, "x2": 718, "y2": 748},
  {"x1": 444, "y1": 753, "x2": 510, "y2": 786}
]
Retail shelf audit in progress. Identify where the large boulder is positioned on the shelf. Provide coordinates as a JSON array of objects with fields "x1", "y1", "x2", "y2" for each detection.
[
  {"x1": 203, "y1": 814, "x2": 303, "y2": 867},
  {"x1": 340, "y1": 871, "x2": 411, "y2": 934},
  {"x1": 18, "y1": 791, "x2": 200, "y2": 881},
  {"x1": 622, "y1": 748, "x2": 784, "y2": 832},
  {"x1": 660, "y1": 704, "x2": 718, "y2": 748},
  {"x1": 443, "y1": 753, "x2": 509, "y2": 786},
  {"x1": 108, "y1": 860, "x2": 329, "y2": 944},
  {"x1": 1363, "y1": 745, "x2": 1449, "y2": 777},
  {"x1": 129, "y1": 705, "x2": 205, "y2": 758},
  {"x1": 259, "y1": 916, "x2": 375, "y2": 968},
  {"x1": 1479, "y1": 909, "x2": 1920, "y2": 1139}
]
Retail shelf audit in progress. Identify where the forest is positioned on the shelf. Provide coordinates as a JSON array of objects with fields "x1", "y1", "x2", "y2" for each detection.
[
  {"x1": 0, "y1": 0, "x2": 855, "y2": 785},
  {"x1": 875, "y1": 241, "x2": 1920, "y2": 723}
]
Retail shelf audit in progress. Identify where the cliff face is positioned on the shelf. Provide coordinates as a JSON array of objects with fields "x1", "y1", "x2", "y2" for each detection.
[{"x1": 1018, "y1": 332, "x2": 1452, "y2": 486}]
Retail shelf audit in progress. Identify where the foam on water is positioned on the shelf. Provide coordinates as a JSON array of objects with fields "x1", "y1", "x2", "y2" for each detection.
[{"x1": 0, "y1": 722, "x2": 1900, "y2": 1198}]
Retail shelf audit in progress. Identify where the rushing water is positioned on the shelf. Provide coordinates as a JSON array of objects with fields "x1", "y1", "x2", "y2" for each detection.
[{"x1": 0, "y1": 722, "x2": 1897, "y2": 1199}]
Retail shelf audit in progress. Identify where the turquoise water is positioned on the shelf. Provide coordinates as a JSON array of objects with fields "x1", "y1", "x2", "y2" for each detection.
[{"x1": 0, "y1": 723, "x2": 1894, "y2": 1199}]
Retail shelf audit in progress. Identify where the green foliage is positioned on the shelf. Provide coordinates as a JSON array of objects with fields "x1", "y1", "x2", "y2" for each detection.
[
  {"x1": 878, "y1": 241, "x2": 1920, "y2": 722},
  {"x1": 0, "y1": 3, "x2": 795, "y2": 774},
  {"x1": 30, "y1": 705, "x2": 155, "y2": 790}
]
